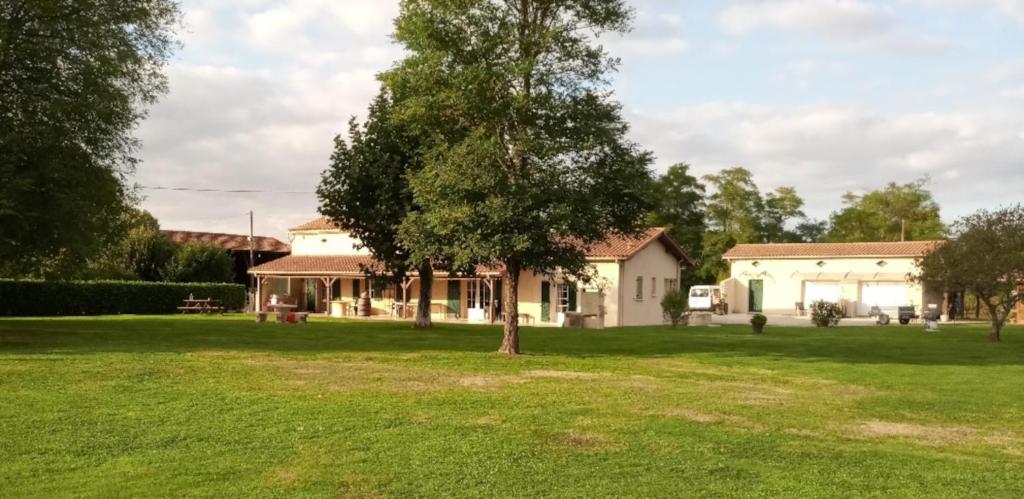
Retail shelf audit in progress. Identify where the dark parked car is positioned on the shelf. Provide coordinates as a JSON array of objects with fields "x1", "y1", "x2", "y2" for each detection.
[{"x1": 897, "y1": 306, "x2": 918, "y2": 325}]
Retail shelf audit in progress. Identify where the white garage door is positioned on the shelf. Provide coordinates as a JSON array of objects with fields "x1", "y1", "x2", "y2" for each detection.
[
  {"x1": 804, "y1": 281, "x2": 841, "y2": 304},
  {"x1": 860, "y1": 282, "x2": 909, "y2": 314}
]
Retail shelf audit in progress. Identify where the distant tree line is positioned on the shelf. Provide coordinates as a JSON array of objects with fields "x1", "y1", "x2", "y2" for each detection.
[{"x1": 647, "y1": 165, "x2": 946, "y2": 285}]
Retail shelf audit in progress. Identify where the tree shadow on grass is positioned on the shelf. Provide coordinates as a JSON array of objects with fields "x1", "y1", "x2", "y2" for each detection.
[{"x1": 0, "y1": 316, "x2": 1022, "y2": 367}]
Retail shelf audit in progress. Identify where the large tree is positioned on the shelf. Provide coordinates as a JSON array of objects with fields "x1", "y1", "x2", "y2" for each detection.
[
  {"x1": 318, "y1": 89, "x2": 437, "y2": 328},
  {"x1": 388, "y1": 0, "x2": 654, "y2": 354},
  {"x1": 0, "y1": 0, "x2": 180, "y2": 277},
  {"x1": 917, "y1": 206, "x2": 1024, "y2": 342},
  {"x1": 700, "y1": 167, "x2": 809, "y2": 280},
  {"x1": 648, "y1": 163, "x2": 705, "y2": 256},
  {"x1": 647, "y1": 163, "x2": 705, "y2": 288},
  {"x1": 827, "y1": 178, "x2": 944, "y2": 242}
]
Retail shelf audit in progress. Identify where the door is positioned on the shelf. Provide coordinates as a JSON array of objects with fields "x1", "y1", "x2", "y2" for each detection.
[
  {"x1": 541, "y1": 282, "x2": 551, "y2": 322},
  {"x1": 305, "y1": 279, "x2": 317, "y2": 311},
  {"x1": 748, "y1": 279, "x2": 763, "y2": 313},
  {"x1": 804, "y1": 281, "x2": 841, "y2": 305},
  {"x1": 447, "y1": 280, "x2": 461, "y2": 318},
  {"x1": 860, "y1": 282, "x2": 908, "y2": 315},
  {"x1": 352, "y1": 279, "x2": 360, "y2": 299}
]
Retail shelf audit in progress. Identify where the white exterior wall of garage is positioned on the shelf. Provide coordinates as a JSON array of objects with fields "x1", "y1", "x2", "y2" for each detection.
[{"x1": 723, "y1": 252, "x2": 941, "y2": 317}]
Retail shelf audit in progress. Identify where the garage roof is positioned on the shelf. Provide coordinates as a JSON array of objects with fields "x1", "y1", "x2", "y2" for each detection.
[{"x1": 723, "y1": 241, "x2": 942, "y2": 260}]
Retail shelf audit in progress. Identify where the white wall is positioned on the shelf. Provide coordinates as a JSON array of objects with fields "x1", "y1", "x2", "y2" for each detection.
[
  {"x1": 620, "y1": 242, "x2": 681, "y2": 326},
  {"x1": 290, "y1": 231, "x2": 370, "y2": 256},
  {"x1": 726, "y1": 257, "x2": 928, "y2": 315}
]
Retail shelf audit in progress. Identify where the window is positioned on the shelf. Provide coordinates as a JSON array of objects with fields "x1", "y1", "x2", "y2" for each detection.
[
  {"x1": 370, "y1": 277, "x2": 388, "y2": 300},
  {"x1": 635, "y1": 276, "x2": 643, "y2": 301},
  {"x1": 665, "y1": 278, "x2": 679, "y2": 292},
  {"x1": 651, "y1": 277, "x2": 657, "y2": 298},
  {"x1": 270, "y1": 278, "x2": 289, "y2": 296},
  {"x1": 467, "y1": 281, "x2": 477, "y2": 308},
  {"x1": 558, "y1": 284, "x2": 570, "y2": 312},
  {"x1": 690, "y1": 287, "x2": 709, "y2": 297}
]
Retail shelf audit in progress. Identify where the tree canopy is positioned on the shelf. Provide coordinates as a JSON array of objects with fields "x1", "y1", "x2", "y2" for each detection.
[
  {"x1": 917, "y1": 205, "x2": 1024, "y2": 341},
  {"x1": 164, "y1": 243, "x2": 234, "y2": 284},
  {"x1": 827, "y1": 178, "x2": 944, "y2": 242},
  {"x1": 85, "y1": 209, "x2": 176, "y2": 281},
  {"x1": 0, "y1": 0, "x2": 180, "y2": 277},
  {"x1": 387, "y1": 0, "x2": 654, "y2": 354},
  {"x1": 318, "y1": 88, "x2": 438, "y2": 327}
]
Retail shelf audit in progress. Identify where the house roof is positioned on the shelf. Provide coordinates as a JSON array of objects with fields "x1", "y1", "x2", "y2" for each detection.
[
  {"x1": 585, "y1": 228, "x2": 695, "y2": 265},
  {"x1": 249, "y1": 255, "x2": 383, "y2": 275},
  {"x1": 290, "y1": 216, "x2": 339, "y2": 232},
  {"x1": 162, "y1": 230, "x2": 290, "y2": 253},
  {"x1": 722, "y1": 241, "x2": 941, "y2": 260}
]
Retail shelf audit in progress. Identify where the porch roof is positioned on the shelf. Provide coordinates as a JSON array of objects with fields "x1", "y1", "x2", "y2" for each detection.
[{"x1": 248, "y1": 254, "x2": 502, "y2": 277}]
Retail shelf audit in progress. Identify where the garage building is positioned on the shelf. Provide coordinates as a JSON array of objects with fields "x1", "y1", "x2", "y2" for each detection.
[{"x1": 720, "y1": 241, "x2": 944, "y2": 317}]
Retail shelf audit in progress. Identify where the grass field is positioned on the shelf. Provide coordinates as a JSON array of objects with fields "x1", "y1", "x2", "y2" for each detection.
[{"x1": 1, "y1": 316, "x2": 1022, "y2": 498}]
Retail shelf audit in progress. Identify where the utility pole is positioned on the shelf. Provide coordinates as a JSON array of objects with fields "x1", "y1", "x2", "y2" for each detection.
[{"x1": 249, "y1": 210, "x2": 255, "y2": 311}]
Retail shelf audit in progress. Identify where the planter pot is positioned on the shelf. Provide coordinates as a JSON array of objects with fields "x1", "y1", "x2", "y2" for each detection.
[{"x1": 752, "y1": 324, "x2": 765, "y2": 334}]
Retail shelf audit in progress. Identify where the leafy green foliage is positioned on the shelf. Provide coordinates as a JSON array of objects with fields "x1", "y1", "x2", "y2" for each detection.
[
  {"x1": 917, "y1": 205, "x2": 1024, "y2": 341},
  {"x1": 648, "y1": 163, "x2": 705, "y2": 287},
  {"x1": 810, "y1": 300, "x2": 843, "y2": 327},
  {"x1": 0, "y1": 280, "x2": 244, "y2": 315},
  {"x1": 387, "y1": 0, "x2": 654, "y2": 353},
  {"x1": 750, "y1": 313, "x2": 767, "y2": 333},
  {"x1": 827, "y1": 177, "x2": 944, "y2": 242},
  {"x1": 86, "y1": 209, "x2": 176, "y2": 281},
  {"x1": 164, "y1": 244, "x2": 234, "y2": 283},
  {"x1": 0, "y1": 1, "x2": 180, "y2": 276},
  {"x1": 318, "y1": 89, "x2": 438, "y2": 327},
  {"x1": 659, "y1": 288, "x2": 689, "y2": 327}
]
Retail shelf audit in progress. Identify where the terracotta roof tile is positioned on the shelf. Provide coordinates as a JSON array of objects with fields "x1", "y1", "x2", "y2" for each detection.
[
  {"x1": 290, "y1": 216, "x2": 339, "y2": 232},
  {"x1": 584, "y1": 227, "x2": 694, "y2": 264},
  {"x1": 723, "y1": 241, "x2": 942, "y2": 259},
  {"x1": 250, "y1": 255, "x2": 382, "y2": 274},
  {"x1": 162, "y1": 230, "x2": 290, "y2": 253}
]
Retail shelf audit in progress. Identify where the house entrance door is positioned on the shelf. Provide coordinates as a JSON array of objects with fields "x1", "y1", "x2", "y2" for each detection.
[{"x1": 748, "y1": 279, "x2": 764, "y2": 313}]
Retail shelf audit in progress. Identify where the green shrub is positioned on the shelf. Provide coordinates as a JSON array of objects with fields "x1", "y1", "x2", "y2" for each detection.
[
  {"x1": 810, "y1": 300, "x2": 843, "y2": 327},
  {"x1": 750, "y1": 313, "x2": 767, "y2": 334},
  {"x1": 660, "y1": 289, "x2": 690, "y2": 326},
  {"x1": 164, "y1": 243, "x2": 234, "y2": 283},
  {"x1": 0, "y1": 280, "x2": 245, "y2": 316}
]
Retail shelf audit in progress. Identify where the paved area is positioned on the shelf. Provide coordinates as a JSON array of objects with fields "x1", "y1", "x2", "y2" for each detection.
[{"x1": 710, "y1": 313, "x2": 880, "y2": 327}]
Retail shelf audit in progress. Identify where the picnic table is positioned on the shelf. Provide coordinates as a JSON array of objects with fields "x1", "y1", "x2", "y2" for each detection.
[
  {"x1": 266, "y1": 303, "x2": 298, "y2": 323},
  {"x1": 178, "y1": 298, "x2": 224, "y2": 314}
]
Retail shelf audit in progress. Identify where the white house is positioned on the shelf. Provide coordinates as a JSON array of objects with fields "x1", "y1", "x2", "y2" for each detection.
[
  {"x1": 720, "y1": 241, "x2": 944, "y2": 317},
  {"x1": 249, "y1": 217, "x2": 694, "y2": 327}
]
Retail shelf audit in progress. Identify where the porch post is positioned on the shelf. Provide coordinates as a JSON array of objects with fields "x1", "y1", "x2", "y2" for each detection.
[
  {"x1": 255, "y1": 276, "x2": 262, "y2": 312},
  {"x1": 486, "y1": 278, "x2": 495, "y2": 323}
]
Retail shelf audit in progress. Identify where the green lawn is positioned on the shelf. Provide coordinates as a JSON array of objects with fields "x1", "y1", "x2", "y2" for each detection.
[{"x1": 1, "y1": 316, "x2": 1022, "y2": 498}]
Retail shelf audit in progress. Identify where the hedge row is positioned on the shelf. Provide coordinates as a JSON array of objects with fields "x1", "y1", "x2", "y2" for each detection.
[{"x1": 0, "y1": 280, "x2": 246, "y2": 316}]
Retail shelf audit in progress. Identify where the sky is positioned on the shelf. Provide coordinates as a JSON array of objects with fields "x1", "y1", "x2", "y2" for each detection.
[{"x1": 135, "y1": 0, "x2": 1024, "y2": 241}]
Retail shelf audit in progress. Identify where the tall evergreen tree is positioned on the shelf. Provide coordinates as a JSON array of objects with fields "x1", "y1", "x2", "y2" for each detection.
[{"x1": 387, "y1": 0, "x2": 654, "y2": 354}]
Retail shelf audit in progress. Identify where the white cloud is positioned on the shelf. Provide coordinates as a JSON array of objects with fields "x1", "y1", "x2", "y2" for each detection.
[
  {"x1": 720, "y1": 0, "x2": 951, "y2": 54},
  {"x1": 630, "y1": 103, "x2": 1024, "y2": 220}
]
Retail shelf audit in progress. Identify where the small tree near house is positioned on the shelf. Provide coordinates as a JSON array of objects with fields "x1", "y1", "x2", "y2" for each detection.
[
  {"x1": 660, "y1": 288, "x2": 689, "y2": 327},
  {"x1": 917, "y1": 205, "x2": 1024, "y2": 341}
]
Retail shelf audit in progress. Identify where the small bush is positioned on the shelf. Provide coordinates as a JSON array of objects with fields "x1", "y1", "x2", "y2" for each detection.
[
  {"x1": 810, "y1": 300, "x2": 843, "y2": 327},
  {"x1": 0, "y1": 280, "x2": 245, "y2": 316},
  {"x1": 750, "y1": 313, "x2": 767, "y2": 334},
  {"x1": 660, "y1": 289, "x2": 690, "y2": 327}
]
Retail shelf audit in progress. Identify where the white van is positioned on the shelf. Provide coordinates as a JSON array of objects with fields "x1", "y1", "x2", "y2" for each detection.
[{"x1": 688, "y1": 285, "x2": 723, "y2": 313}]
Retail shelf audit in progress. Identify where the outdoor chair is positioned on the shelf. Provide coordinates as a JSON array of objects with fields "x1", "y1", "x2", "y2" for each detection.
[{"x1": 794, "y1": 302, "x2": 805, "y2": 316}]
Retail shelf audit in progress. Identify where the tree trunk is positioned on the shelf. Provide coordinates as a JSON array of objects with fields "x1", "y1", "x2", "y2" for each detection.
[
  {"x1": 498, "y1": 260, "x2": 521, "y2": 355},
  {"x1": 414, "y1": 261, "x2": 433, "y2": 329},
  {"x1": 981, "y1": 297, "x2": 1002, "y2": 342}
]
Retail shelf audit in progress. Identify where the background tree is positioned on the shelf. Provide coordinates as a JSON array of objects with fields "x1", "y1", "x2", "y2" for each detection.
[
  {"x1": 164, "y1": 243, "x2": 234, "y2": 283},
  {"x1": 827, "y1": 178, "x2": 944, "y2": 242},
  {"x1": 318, "y1": 89, "x2": 437, "y2": 328},
  {"x1": 0, "y1": 1, "x2": 180, "y2": 277},
  {"x1": 700, "y1": 167, "x2": 809, "y2": 281},
  {"x1": 388, "y1": 0, "x2": 654, "y2": 354},
  {"x1": 647, "y1": 163, "x2": 705, "y2": 288},
  {"x1": 86, "y1": 209, "x2": 176, "y2": 281},
  {"x1": 917, "y1": 205, "x2": 1024, "y2": 342}
]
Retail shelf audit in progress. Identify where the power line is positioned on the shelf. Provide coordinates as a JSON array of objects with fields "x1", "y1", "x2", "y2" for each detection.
[{"x1": 140, "y1": 185, "x2": 315, "y2": 194}]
